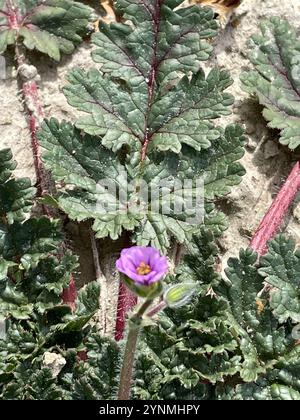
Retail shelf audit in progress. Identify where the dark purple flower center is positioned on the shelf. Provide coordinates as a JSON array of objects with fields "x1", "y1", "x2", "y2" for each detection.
[{"x1": 136, "y1": 262, "x2": 151, "y2": 275}]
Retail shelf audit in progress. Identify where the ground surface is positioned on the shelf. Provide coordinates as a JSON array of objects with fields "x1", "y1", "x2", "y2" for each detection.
[{"x1": 1, "y1": 0, "x2": 300, "y2": 333}]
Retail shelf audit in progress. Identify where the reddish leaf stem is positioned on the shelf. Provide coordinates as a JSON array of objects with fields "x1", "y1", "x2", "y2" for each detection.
[
  {"x1": 61, "y1": 275, "x2": 77, "y2": 312},
  {"x1": 115, "y1": 1, "x2": 163, "y2": 341},
  {"x1": 140, "y1": 0, "x2": 161, "y2": 162},
  {"x1": 15, "y1": 45, "x2": 47, "y2": 196},
  {"x1": 23, "y1": 86, "x2": 46, "y2": 198},
  {"x1": 15, "y1": 43, "x2": 77, "y2": 309},
  {"x1": 115, "y1": 1, "x2": 160, "y2": 340},
  {"x1": 250, "y1": 161, "x2": 300, "y2": 256},
  {"x1": 115, "y1": 280, "x2": 138, "y2": 341},
  {"x1": 146, "y1": 301, "x2": 167, "y2": 318}
]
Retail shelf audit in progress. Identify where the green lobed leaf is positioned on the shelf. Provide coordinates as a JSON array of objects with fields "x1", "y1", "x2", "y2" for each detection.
[
  {"x1": 259, "y1": 235, "x2": 300, "y2": 323},
  {"x1": 136, "y1": 234, "x2": 300, "y2": 399},
  {"x1": 62, "y1": 1, "x2": 238, "y2": 154},
  {"x1": 75, "y1": 281, "x2": 100, "y2": 317},
  {"x1": 241, "y1": 17, "x2": 300, "y2": 149},
  {"x1": 134, "y1": 233, "x2": 240, "y2": 398},
  {"x1": 0, "y1": 363, "x2": 64, "y2": 400},
  {"x1": 0, "y1": 217, "x2": 63, "y2": 287},
  {"x1": 39, "y1": 119, "x2": 244, "y2": 251},
  {"x1": 64, "y1": 66, "x2": 234, "y2": 154},
  {"x1": 0, "y1": 148, "x2": 35, "y2": 223},
  {"x1": 224, "y1": 247, "x2": 293, "y2": 382},
  {"x1": 0, "y1": 0, "x2": 93, "y2": 60},
  {"x1": 94, "y1": 0, "x2": 217, "y2": 87},
  {"x1": 67, "y1": 333, "x2": 120, "y2": 400},
  {"x1": 217, "y1": 346, "x2": 300, "y2": 401},
  {"x1": 176, "y1": 228, "x2": 221, "y2": 293},
  {"x1": 39, "y1": 0, "x2": 245, "y2": 251},
  {"x1": 0, "y1": 148, "x2": 101, "y2": 400}
]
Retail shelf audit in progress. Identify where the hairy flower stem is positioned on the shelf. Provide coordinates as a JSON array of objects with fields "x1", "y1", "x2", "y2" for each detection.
[
  {"x1": 90, "y1": 228, "x2": 102, "y2": 280},
  {"x1": 117, "y1": 325, "x2": 140, "y2": 400},
  {"x1": 117, "y1": 299, "x2": 153, "y2": 400},
  {"x1": 174, "y1": 243, "x2": 184, "y2": 267},
  {"x1": 115, "y1": 233, "x2": 137, "y2": 341},
  {"x1": 250, "y1": 161, "x2": 300, "y2": 255},
  {"x1": 90, "y1": 228, "x2": 108, "y2": 334}
]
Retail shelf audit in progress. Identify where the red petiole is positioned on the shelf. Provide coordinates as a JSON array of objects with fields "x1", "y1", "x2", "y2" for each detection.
[
  {"x1": 250, "y1": 161, "x2": 300, "y2": 256},
  {"x1": 114, "y1": 1, "x2": 163, "y2": 342},
  {"x1": 14, "y1": 36, "x2": 77, "y2": 310}
]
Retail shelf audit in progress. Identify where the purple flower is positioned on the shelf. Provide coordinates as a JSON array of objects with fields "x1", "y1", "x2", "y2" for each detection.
[{"x1": 116, "y1": 246, "x2": 168, "y2": 285}]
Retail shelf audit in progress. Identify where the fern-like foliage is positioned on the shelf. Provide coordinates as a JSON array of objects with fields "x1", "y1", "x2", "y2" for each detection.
[
  {"x1": 39, "y1": 0, "x2": 245, "y2": 252},
  {"x1": 3, "y1": 3, "x2": 300, "y2": 402},
  {"x1": 259, "y1": 235, "x2": 300, "y2": 324},
  {"x1": 4, "y1": 149, "x2": 299, "y2": 400},
  {"x1": 241, "y1": 17, "x2": 300, "y2": 149},
  {"x1": 1, "y1": 364, "x2": 65, "y2": 400},
  {"x1": 0, "y1": 149, "x2": 100, "y2": 399},
  {"x1": 62, "y1": 334, "x2": 120, "y2": 400},
  {"x1": 0, "y1": 0, "x2": 93, "y2": 60},
  {"x1": 0, "y1": 148, "x2": 35, "y2": 223},
  {"x1": 134, "y1": 233, "x2": 300, "y2": 400}
]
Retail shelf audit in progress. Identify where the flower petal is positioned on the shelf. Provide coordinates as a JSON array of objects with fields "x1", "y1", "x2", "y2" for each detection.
[{"x1": 116, "y1": 246, "x2": 168, "y2": 286}]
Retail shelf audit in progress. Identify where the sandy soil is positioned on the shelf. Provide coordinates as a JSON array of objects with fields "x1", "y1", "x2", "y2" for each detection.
[
  {"x1": 1, "y1": 0, "x2": 300, "y2": 332},
  {"x1": 208, "y1": 0, "x2": 300, "y2": 262}
]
